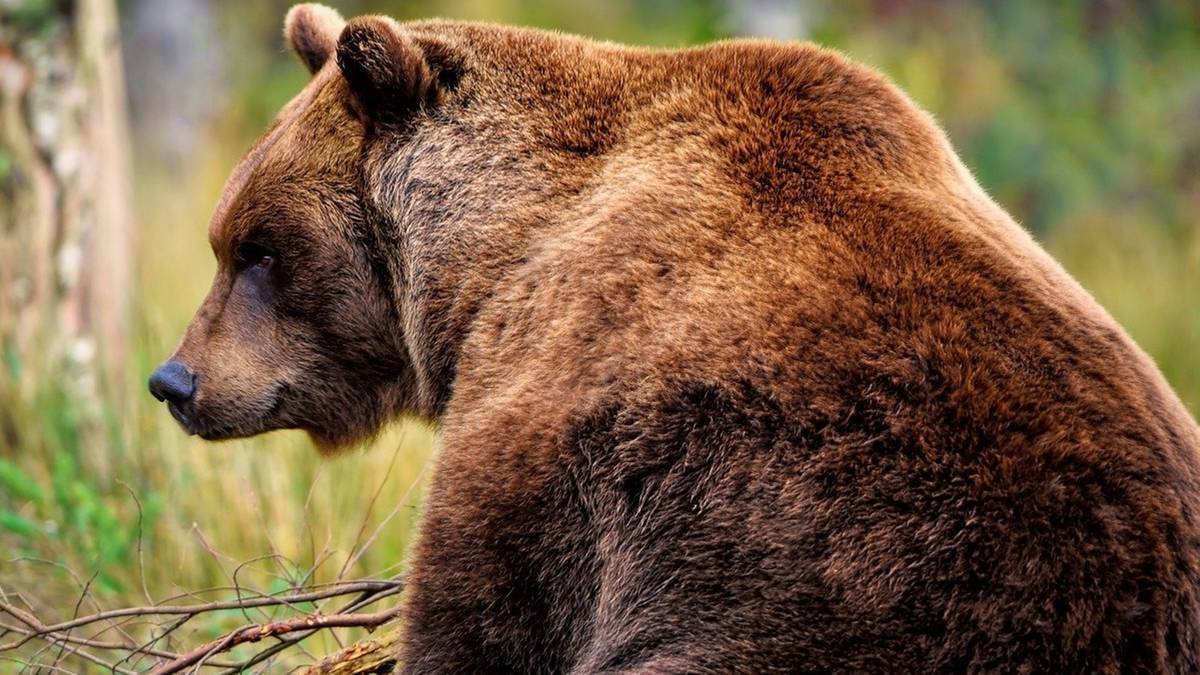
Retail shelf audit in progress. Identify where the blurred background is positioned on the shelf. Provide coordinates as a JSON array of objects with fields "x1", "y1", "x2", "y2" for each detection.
[{"x1": 1, "y1": 0, "x2": 1198, "y2": 668}]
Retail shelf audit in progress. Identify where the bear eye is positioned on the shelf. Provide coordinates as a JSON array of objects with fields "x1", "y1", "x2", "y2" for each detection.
[{"x1": 236, "y1": 242, "x2": 276, "y2": 271}]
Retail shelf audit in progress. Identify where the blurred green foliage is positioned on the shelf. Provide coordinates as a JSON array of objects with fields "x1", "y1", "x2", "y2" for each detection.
[
  {"x1": 814, "y1": 1, "x2": 1200, "y2": 239},
  {"x1": 3, "y1": 0, "x2": 60, "y2": 35}
]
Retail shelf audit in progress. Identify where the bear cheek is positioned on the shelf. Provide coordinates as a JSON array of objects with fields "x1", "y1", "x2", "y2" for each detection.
[
  {"x1": 188, "y1": 308, "x2": 290, "y2": 412},
  {"x1": 195, "y1": 340, "x2": 263, "y2": 404}
]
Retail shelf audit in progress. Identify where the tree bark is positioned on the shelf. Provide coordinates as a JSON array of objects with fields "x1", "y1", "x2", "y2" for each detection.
[{"x1": 0, "y1": 0, "x2": 132, "y2": 414}]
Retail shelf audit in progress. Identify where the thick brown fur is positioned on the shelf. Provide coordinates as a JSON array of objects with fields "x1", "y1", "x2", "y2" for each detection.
[{"x1": 155, "y1": 5, "x2": 1200, "y2": 672}]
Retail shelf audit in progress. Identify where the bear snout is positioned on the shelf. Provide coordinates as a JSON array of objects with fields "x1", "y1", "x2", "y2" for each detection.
[{"x1": 148, "y1": 359, "x2": 197, "y2": 405}]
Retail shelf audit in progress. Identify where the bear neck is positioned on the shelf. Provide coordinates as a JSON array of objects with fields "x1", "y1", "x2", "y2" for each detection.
[{"x1": 363, "y1": 27, "x2": 659, "y2": 420}]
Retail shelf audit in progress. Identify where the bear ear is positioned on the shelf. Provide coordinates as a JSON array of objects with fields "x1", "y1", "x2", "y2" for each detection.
[
  {"x1": 285, "y1": 4, "x2": 346, "y2": 74},
  {"x1": 336, "y1": 16, "x2": 438, "y2": 124}
]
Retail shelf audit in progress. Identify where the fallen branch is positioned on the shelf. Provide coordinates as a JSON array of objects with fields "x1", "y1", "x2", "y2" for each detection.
[
  {"x1": 150, "y1": 606, "x2": 404, "y2": 675},
  {"x1": 302, "y1": 625, "x2": 403, "y2": 675},
  {"x1": 0, "y1": 576, "x2": 405, "y2": 672},
  {"x1": 0, "y1": 578, "x2": 402, "y2": 636}
]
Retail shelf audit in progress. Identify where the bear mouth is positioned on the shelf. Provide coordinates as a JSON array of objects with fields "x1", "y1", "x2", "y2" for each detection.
[
  {"x1": 170, "y1": 384, "x2": 289, "y2": 440},
  {"x1": 167, "y1": 400, "x2": 193, "y2": 429}
]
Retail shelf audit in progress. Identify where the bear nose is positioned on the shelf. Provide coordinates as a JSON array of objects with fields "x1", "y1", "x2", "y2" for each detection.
[{"x1": 148, "y1": 360, "x2": 196, "y2": 404}]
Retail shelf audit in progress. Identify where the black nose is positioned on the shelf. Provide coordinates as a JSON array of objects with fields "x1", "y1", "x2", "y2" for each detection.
[{"x1": 148, "y1": 360, "x2": 196, "y2": 404}]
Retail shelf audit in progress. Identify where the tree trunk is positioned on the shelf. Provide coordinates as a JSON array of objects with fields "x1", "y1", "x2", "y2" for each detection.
[{"x1": 0, "y1": 0, "x2": 132, "y2": 422}]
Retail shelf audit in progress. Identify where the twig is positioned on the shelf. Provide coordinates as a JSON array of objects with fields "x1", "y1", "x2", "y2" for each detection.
[
  {"x1": 0, "y1": 576, "x2": 405, "y2": 672},
  {"x1": 341, "y1": 442, "x2": 431, "y2": 584},
  {"x1": 0, "y1": 579, "x2": 402, "y2": 635},
  {"x1": 231, "y1": 553, "x2": 296, "y2": 624},
  {"x1": 0, "y1": 619, "x2": 221, "y2": 665},
  {"x1": 26, "y1": 635, "x2": 138, "y2": 675},
  {"x1": 110, "y1": 614, "x2": 197, "y2": 672},
  {"x1": 48, "y1": 568, "x2": 99, "y2": 671},
  {"x1": 337, "y1": 440, "x2": 405, "y2": 582},
  {"x1": 117, "y1": 479, "x2": 156, "y2": 606},
  {"x1": 149, "y1": 606, "x2": 404, "y2": 675},
  {"x1": 219, "y1": 579, "x2": 406, "y2": 673},
  {"x1": 0, "y1": 655, "x2": 79, "y2": 674}
]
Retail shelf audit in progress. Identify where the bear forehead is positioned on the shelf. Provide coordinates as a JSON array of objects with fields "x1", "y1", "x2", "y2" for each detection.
[{"x1": 207, "y1": 67, "x2": 349, "y2": 253}]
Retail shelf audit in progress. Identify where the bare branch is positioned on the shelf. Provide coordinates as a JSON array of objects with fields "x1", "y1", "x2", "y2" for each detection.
[
  {"x1": 0, "y1": 578, "x2": 402, "y2": 636},
  {"x1": 149, "y1": 606, "x2": 404, "y2": 675},
  {"x1": 0, "y1": 619, "x2": 230, "y2": 665},
  {"x1": 220, "y1": 580, "x2": 407, "y2": 673},
  {"x1": 0, "y1": 575, "x2": 405, "y2": 673},
  {"x1": 117, "y1": 479, "x2": 155, "y2": 606}
]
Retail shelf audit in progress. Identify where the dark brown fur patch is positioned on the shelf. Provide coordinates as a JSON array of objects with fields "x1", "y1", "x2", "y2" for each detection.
[{"x1": 337, "y1": 16, "x2": 437, "y2": 125}]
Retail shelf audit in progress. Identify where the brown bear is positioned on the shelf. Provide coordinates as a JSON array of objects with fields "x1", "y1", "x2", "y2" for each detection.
[{"x1": 148, "y1": 4, "x2": 1200, "y2": 672}]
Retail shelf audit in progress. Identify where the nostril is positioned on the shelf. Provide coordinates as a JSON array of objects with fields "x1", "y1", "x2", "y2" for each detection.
[{"x1": 148, "y1": 360, "x2": 196, "y2": 404}]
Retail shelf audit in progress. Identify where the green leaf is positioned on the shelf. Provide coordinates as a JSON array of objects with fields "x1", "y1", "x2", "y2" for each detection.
[
  {"x1": 0, "y1": 459, "x2": 44, "y2": 504},
  {"x1": 0, "y1": 511, "x2": 41, "y2": 538}
]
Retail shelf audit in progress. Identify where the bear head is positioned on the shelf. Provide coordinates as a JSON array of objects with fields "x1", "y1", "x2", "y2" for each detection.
[{"x1": 148, "y1": 4, "x2": 487, "y2": 452}]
